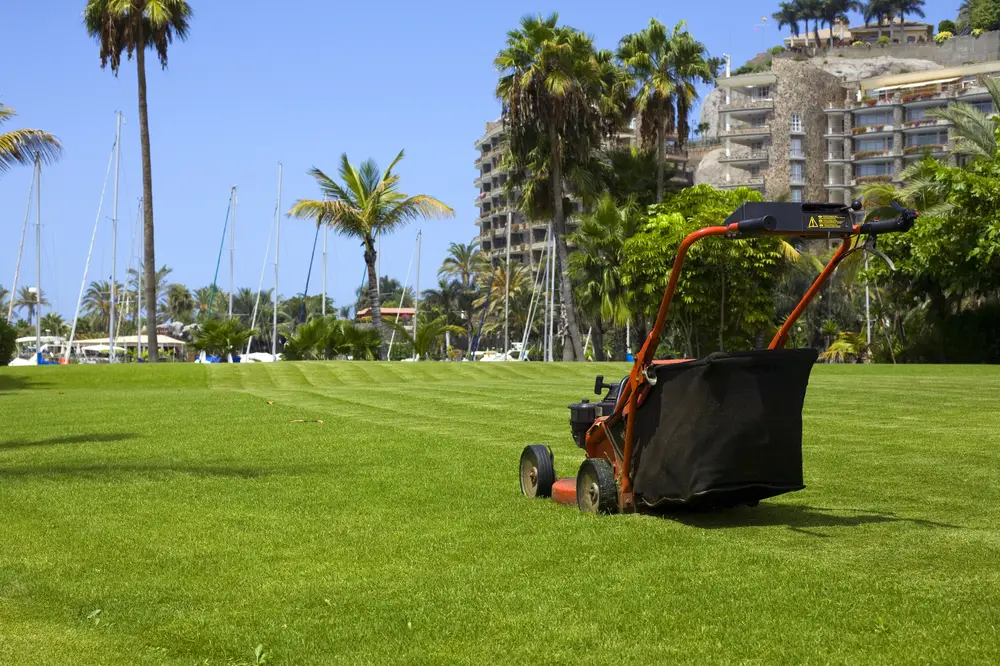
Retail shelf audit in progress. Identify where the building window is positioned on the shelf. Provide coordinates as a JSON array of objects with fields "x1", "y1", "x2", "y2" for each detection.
[
  {"x1": 906, "y1": 108, "x2": 927, "y2": 121},
  {"x1": 907, "y1": 131, "x2": 948, "y2": 147},
  {"x1": 749, "y1": 164, "x2": 761, "y2": 177},
  {"x1": 858, "y1": 111, "x2": 894, "y2": 127},
  {"x1": 790, "y1": 188, "x2": 803, "y2": 202},
  {"x1": 858, "y1": 138, "x2": 889, "y2": 152},
  {"x1": 857, "y1": 162, "x2": 891, "y2": 177},
  {"x1": 972, "y1": 101, "x2": 994, "y2": 114},
  {"x1": 791, "y1": 114, "x2": 803, "y2": 132},
  {"x1": 791, "y1": 163, "x2": 805, "y2": 182},
  {"x1": 749, "y1": 85, "x2": 772, "y2": 101}
]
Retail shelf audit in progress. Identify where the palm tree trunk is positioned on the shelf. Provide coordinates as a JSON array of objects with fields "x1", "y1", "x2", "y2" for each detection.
[
  {"x1": 135, "y1": 39, "x2": 159, "y2": 362},
  {"x1": 547, "y1": 123, "x2": 584, "y2": 361},
  {"x1": 813, "y1": 20, "x2": 820, "y2": 48},
  {"x1": 593, "y1": 320, "x2": 605, "y2": 362},
  {"x1": 656, "y1": 118, "x2": 665, "y2": 203},
  {"x1": 365, "y1": 236, "x2": 388, "y2": 360}
]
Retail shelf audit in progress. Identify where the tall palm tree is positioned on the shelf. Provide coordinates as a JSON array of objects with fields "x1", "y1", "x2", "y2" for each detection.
[
  {"x1": 82, "y1": 280, "x2": 118, "y2": 332},
  {"x1": 895, "y1": 0, "x2": 926, "y2": 30},
  {"x1": 438, "y1": 240, "x2": 483, "y2": 289},
  {"x1": 165, "y1": 283, "x2": 194, "y2": 322},
  {"x1": 0, "y1": 285, "x2": 9, "y2": 319},
  {"x1": 14, "y1": 287, "x2": 48, "y2": 323},
  {"x1": 773, "y1": 2, "x2": 804, "y2": 41},
  {"x1": 496, "y1": 13, "x2": 614, "y2": 360},
  {"x1": 929, "y1": 77, "x2": 1000, "y2": 158},
  {"x1": 795, "y1": 0, "x2": 824, "y2": 46},
  {"x1": 84, "y1": 0, "x2": 192, "y2": 362},
  {"x1": 288, "y1": 151, "x2": 453, "y2": 360},
  {"x1": 126, "y1": 263, "x2": 172, "y2": 322},
  {"x1": 821, "y1": 1, "x2": 861, "y2": 46},
  {"x1": 194, "y1": 285, "x2": 227, "y2": 320},
  {"x1": 602, "y1": 145, "x2": 661, "y2": 207},
  {"x1": 668, "y1": 23, "x2": 715, "y2": 154},
  {"x1": 861, "y1": 0, "x2": 892, "y2": 38},
  {"x1": 0, "y1": 105, "x2": 61, "y2": 174},
  {"x1": 618, "y1": 18, "x2": 675, "y2": 203},
  {"x1": 40, "y1": 313, "x2": 70, "y2": 337},
  {"x1": 568, "y1": 195, "x2": 644, "y2": 360}
]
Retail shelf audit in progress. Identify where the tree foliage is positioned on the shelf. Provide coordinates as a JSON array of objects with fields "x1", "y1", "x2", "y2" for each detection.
[{"x1": 621, "y1": 186, "x2": 786, "y2": 357}]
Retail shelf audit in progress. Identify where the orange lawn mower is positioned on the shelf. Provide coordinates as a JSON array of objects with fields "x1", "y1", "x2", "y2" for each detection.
[{"x1": 519, "y1": 200, "x2": 917, "y2": 514}]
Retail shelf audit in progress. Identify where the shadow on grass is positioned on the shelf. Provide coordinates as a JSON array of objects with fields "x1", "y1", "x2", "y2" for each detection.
[
  {"x1": 0, "y1": 375, "x2": 46, "y2": 394},
  {"x1": 0, "y1": 462, "x2": 271, "y2": 479},
  {"x1": 665, "y1": 503, "x2": 962, "y2": 532},
  {"x1": 0, "y1": 433, "x2": 138, "y2": 451}
]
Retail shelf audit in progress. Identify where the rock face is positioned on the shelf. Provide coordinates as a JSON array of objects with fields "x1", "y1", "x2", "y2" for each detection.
[
  {"x1": 699, "y1": 88, "x2": 726, "y2": 139},
  {"x1": 693, "y1": 148, "x2": 726, "y2": 187},
  {"x1": 809, "y1": 54, "x2": 942, "y2": 81}
]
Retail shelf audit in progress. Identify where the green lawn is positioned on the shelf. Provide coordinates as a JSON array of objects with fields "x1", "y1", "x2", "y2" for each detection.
[{"x1": 0, "y1": 362, "x2": 998, "y2": 665}]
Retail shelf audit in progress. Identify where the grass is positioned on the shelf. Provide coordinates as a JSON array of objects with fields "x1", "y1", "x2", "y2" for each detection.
[{"x1": 0, "y1": 362, "x2": 998, "y2": 665}]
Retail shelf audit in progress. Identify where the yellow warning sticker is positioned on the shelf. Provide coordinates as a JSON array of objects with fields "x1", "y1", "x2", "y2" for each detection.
[{"x1": 808, "y1": 215, "x2": 844, "y2": 229}]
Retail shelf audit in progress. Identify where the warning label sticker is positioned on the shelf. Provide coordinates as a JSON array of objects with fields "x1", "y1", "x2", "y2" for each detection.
[{"x1": 807, "y1": 214, "x2": 845, "y2": 229}]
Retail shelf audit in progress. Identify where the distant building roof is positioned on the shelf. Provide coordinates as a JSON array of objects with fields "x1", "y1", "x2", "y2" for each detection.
[
  {"x1": 849, "y1": 18, "x2": 932, "y2": 31},
  {"x1": 356, "y1": 307, "x2": 415, "y2": 318}
]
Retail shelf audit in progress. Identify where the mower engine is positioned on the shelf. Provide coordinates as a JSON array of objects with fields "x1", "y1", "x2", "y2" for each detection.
[{"x1": 568, "y1": 375, "x2": 622, "y2": 449}]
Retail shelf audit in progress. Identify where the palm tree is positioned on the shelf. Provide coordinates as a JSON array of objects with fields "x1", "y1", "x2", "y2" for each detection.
[
  {"x1": 0, "y1": 105, "x2": 61, "y2": 174},
  {"x1": 390, "y1": 316, "x2": 465, "y2": 360},
  {"x1": 438, "y1": 241, "x2": 483, "y2": 289},
  {"x1": 618, "y1": 19, "x2": 675, "y2": 203},
  {"x1": 192, "y1": 318, "x2": 253, "y2": 362},
  {"x1": 795, "y1": 0, "x2": 824, "y2": 46},
  {"x1": 0, "y1": 285, "x2": 9, "y2": 319},
  {"x1": 194, "y1": 285, "x2": 227, "y2": 320},
  {"x1": 14, "y1": 286, "x2": 48, "y2": 323},
  {"x1": 668, "y1": 23, "x2": 715, "y2": 154},
  {"x1": 288, "y1": 151, "x2": 453, "y2": 360},
  {"x1": 861, "y1": 0, "x2": 892, "y2": 38},
  {"x1": 82, "y1": 280, "x2": 120, "y2": 332},
  {"x1": 895, "y1": 0, "x2": 926, "y2": 31},
  {"x1": 602, "y1": 146, "x2": 661, "y2": 207},
  {"x1": 496, "y1": 13, "x2": 615, "y2": 360},
  {"x1": 821, "y1": 1, "x2": 861, "y2": 46},
  {"x1": 40, "y1": 313, "x2": 70, "y2": 337},
  {"x1": 928, "y1": 77, "x2": 1000, "y2": 158},
  {"x1": 84, "y1": 0, "x2": 192, "y2": 362},
  {"x1": 773, "y1": 2, "x2": 804, "y2": 42},
  {"x1": 165, "y1": 283, "x2": 194, "y2": 322},
  {"x1": 568, "y1": 195, "x2": 644, "y2": 360}
]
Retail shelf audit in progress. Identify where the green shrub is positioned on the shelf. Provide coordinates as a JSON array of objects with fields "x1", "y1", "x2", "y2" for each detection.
[
  {"x1": 937, "y1": 20, "x2": 957, "y2": 34},
  {"x1": 935, "y1": 31, "x2": 954, "y2": 43},
  {"x1": 877, "y1": 35, "x2": 891, "y2": 46},
  {"x1": 972, "y1": 28, "x2": 984, "y2": 37},
  {"x1": 0, "y1": 319, "x2": 16, "y2": 365},
  {"x1": 852, "y1": 40, "x2": 866, "y2": 47},
  {"x1": 768, "y1": 45, "x2": 786, "y2": 55}
]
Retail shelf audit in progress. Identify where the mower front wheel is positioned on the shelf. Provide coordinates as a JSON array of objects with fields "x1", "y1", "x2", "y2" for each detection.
[
  {"x1": 576, "y1": 458, "x2": 618, "y2": 515},
  {"x1": 519, "y1": 445, "x2": 555, "y2": 498}
]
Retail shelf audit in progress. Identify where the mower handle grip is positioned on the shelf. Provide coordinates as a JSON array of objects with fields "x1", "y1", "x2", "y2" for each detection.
[
  {"x1": 860, "y1": 204, "x2": 918, "y2": 235},
  {"x1": 735, "y1": 215, "x2": 777, "y2": 233}
]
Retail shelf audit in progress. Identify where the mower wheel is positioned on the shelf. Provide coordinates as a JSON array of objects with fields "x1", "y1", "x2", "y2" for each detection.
[
  {"x1": 576, "y1": 458, "x2": 618, "y2": 515},
  {"x1": 519, "y1": 445, "x2": 555, "y2": 498}
]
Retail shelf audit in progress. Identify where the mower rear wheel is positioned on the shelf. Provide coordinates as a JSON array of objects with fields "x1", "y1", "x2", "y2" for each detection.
[
  {"x1": 519, "y1": 445, "x2": 555, "y2": 498},
  {"x1": 576, "y1": 458, "x2": 618, "y2": 515}
]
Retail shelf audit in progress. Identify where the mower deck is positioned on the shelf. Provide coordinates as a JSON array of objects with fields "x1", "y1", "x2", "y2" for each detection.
[{"x1": 551, "y1": 478, "x2": 577, "y2": 506}]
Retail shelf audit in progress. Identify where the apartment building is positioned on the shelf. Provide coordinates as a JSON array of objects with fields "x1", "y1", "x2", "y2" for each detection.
[
  {"x1": 715, "y1": 58, "x2": 843, "y2": 202},
  {"x1": 824, "y1": 61, "x2": 999, "y2": 204},
  {"x1": 474, "y1": 119, "x2": 636, "y2": 270},
  {"x1": 708, "y1": 57, "x2": 999, "y2": 204}
]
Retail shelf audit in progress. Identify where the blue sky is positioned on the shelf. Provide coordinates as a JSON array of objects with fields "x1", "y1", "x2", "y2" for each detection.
[{"x1": 1, "y1": 0, "x2": 957, "y2": 320}]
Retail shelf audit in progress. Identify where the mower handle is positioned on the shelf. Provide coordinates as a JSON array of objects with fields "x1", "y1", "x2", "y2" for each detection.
[
  {"x1": 733, "y1": 215, "x2": 778, "y2": 233},
  {"x1": 860, "y1": 203, "x2": 918, "y2": 235}
]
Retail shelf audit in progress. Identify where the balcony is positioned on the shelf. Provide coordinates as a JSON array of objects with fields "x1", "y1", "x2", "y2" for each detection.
[
  {"x1": 720, "y1": 99, "x2": 774, "y2": 113},
  {"x1": 903, "y1": 144, "x2": 948, "y2": 158},
  {"x1": 852, "y1": 96, "x2": 902, "y2": 110},
  {"x1": 824, "y1": 127, "x2": 849, "y2": 139},
  {"x1": 720, "y1": 124, "x2": 771, "y2": 139},
  {"x1": 902, "y1": 118, "x2": 951, "y2": 132},
  {"x1": 825, "y1": 152, "x2": 850, "y2": 162},
  {"x1": 789, "y1": 149, "x2": 806, "y2": 160},
  {"x1": 825, "y1": 101, "x2": 851, "y2": 113},
  {"x1": 789, "y1": 125, "x2": 807, "y2": 136},
  {"x1": 852, "y1": 149, "x2": 901, "y2": 162},
  {"x1": 824, "y1": 181, "x2": 850, "y2": 188},
  {"x1": 789, "y1": 174, "x2": 806, "y2": 186},
  {"x1": 852, "y1": 175, "x2": 893, "y2": 186},
  {"x1": 852, "y1": 124, "x2": 896, "y2": 137},
  {"x1": 719, "y1": 176, "x2": 765, "y2": 190},
  {"x1": 719, "y1": 150, "x2": 769, "y2": 164}
]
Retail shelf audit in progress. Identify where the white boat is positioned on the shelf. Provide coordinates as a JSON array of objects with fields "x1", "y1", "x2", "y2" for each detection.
[
  {"x1": 480, "y1": 342, "x2": 528, "y2": 362},
  {"x1": 10, "y1": 336, "x2": 68, "y2": 366}
]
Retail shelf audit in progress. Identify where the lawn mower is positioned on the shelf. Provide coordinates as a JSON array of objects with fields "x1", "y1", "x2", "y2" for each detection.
[{"x1": 519, "y1": 200, "x2": 918, "y2": 514}]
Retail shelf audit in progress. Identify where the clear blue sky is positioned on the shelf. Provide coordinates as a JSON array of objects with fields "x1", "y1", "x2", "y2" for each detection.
[{"x1": 1, "y1": 0, "x2": 957, "y2": 321}]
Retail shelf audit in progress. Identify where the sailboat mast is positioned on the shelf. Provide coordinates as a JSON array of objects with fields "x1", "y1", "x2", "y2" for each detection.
[
  {"x1": 8, "y1": 168, "x2": 34, "y2": 324},
  {"x1": 414, "y1": 231, "x2": 421, "y2": 360},
  {"x1": 547, "y1": 229, "x2": 555, "y2": 362},
  {"x1": 272, "y1": 164, "x2": 282, "y2": 359},
  {"x1": 322, "y1": 219, "x2": 327, "y2": 318},
  {"x1": 34, "y1": 154, "x2": 41, "y2": 362},
  {"x1": 229, "y1": 186, "x2": 237, "y2": 319},
  {"x1": 137, "y1": 199, "x2": 144, "y2": 359},
  {"x1": 110, "y1": 112, "x2": 122, "y2": 362},
  {"x1": 504, "y1": 210, "x2": 511, "y2": 360}
]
